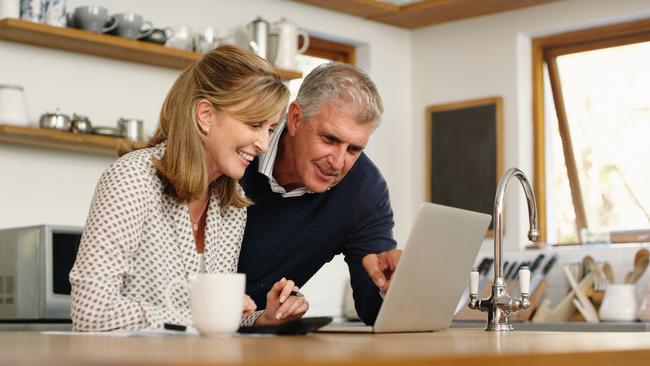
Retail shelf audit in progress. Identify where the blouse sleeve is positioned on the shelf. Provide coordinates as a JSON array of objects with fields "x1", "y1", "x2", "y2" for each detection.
[{"x1": 69, "y1": 156, "x2": 187, "y2": 331}]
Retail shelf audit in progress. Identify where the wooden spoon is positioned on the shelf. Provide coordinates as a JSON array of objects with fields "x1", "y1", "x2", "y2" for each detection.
[
  {"x1": 628, "y1": 249, "x2": 650, "y2": 284},
  {"x1": 582, "y1": 255, "x2": 596, "y2": 274},
  {"x1": 635, "y1": 249, "x2": 649, "y2": 267},
  {"x1": 602, "y1": 262, "x2": 614, "y2": 284},
  {"x1": 583, "y1": 255, "x2": 607, "y2": 288},
  {"x1": 625, "y1": 249, "x2": 649, "y2": 283}
]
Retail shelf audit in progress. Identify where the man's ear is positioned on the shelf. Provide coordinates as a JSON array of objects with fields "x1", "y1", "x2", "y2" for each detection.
[
  {"x1": 195, "y1": 99, "x2": 214, "y2": 135},
  {"x1": 286, "y1": 101, "x2": 302, "y2": 137}
]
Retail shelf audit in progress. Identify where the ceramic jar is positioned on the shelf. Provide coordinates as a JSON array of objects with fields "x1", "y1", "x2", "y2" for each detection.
[
  {"x1": 599, "y1": 284, "x2": 637, "y2": 321},
  {"x1": 638, "y1": 283, "x2": 650, "y2": 321}
]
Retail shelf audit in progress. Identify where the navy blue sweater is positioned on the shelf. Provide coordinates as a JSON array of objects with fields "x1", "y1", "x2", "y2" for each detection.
[{"x1": 238, "y1": 153, "x2": 396, "y2": 324}]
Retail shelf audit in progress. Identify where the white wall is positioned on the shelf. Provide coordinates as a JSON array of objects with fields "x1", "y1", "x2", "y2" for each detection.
[
  {"x1": 0, "y1": 0, "x2": 412, "y2": 238},
  {"x1": 411, "y1": 0, "x2": 650, "y2": 253},
  {"x1": 0, "y1": 0, "x2": 411, "y2": 316}
]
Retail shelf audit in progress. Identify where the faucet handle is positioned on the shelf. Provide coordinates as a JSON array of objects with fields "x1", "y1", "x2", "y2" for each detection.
[
  {"x1": 519, "y1": 266, "x2": 530, "y2": 294},
  {"x1": 470, "y1": 268, "x2": 479, "y2": 296}
]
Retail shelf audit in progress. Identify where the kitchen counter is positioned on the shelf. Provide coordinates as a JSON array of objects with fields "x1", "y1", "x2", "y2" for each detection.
[
  {"x1": 2, "y1": 329, "x2": 650, "y2": 366},
  {"x1": 0, "y1": 322, "x2": 72, "y2": 332},
  {"x1": 452, "y1": 320, "x2": 650, "y2": 332}
]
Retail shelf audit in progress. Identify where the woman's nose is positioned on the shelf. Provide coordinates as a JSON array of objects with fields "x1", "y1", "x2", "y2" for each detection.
[{"x1": 255, "y1": 130, "x2": 270, "y2": 153}]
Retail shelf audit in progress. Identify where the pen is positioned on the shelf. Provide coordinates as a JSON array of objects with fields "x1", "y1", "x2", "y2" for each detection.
[{"x1": 164, "y1": 323, "x2": 187, "y2": 332}]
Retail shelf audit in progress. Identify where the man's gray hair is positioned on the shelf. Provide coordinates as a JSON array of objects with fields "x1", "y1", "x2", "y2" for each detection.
[{"x1": 295, "y1": 62, "x2": 383, "y2": 127}]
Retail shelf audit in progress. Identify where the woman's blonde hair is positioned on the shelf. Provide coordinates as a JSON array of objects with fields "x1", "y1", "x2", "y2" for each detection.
[{"x1": 121, "y1": 45, "x2": 289, "y2": 208}]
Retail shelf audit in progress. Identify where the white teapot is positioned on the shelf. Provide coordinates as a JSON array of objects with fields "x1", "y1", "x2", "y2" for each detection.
[{"x1": 269, "y1": 18, "x2": 309, "y2": 70}]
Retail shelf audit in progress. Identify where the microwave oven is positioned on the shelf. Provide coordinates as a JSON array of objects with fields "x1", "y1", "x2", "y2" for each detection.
[{"x1": 0, "y1": 225, "x2": 82, "y2": 320}]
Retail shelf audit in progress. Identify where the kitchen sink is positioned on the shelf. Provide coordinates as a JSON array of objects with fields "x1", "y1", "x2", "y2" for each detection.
[{"x1": 451, "y1": 320, "x2": 650, "y2": 332}]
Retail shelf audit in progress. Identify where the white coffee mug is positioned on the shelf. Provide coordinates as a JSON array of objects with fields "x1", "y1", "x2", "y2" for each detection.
[{"x1": 165, "y1": 272, "x2": 245, "y2": 336}]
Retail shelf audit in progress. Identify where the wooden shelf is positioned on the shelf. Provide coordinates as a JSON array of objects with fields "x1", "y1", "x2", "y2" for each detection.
[
  {"x1": 0, "y1": 124, "x2": 123, "y2": 156},
  {"x1": 0, "y1": 18, "x2": 302, "y2": 80}
]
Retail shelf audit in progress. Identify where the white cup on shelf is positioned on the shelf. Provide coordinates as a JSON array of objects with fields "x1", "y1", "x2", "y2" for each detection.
[
  {"x1": 0, "y1": 0, "x2": 20, "y2": 20},
  {"x1": 0, "y1": 84, "x2": 29, "y2": 126}
]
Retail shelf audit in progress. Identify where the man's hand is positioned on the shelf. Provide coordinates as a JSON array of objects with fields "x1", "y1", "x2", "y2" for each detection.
[
  {"x1": 254, "y1": 277, "x2": 309, "y2": 325},
  {"x1": 243, "y1": 295, "x2": 257, "y2": 317},
  {"x1": 362, "y1": 249, "x2": 403, "y2": 293}
]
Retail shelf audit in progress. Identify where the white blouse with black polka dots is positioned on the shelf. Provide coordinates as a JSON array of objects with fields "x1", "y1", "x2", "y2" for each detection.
[{"x1": 69, "y1": 144, "x2": 256, "y2": 331}]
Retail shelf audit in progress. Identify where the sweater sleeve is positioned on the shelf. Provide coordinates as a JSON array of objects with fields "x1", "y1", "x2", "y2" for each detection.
[
  {"x1": 342, "y1": 178, "x2": 397, "y2": 325},
  {"x1": 69, "y1": 157, "x2": 187, "y2": 331}
]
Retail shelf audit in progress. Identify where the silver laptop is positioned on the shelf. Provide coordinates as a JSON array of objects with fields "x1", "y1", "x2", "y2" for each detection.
[{"x1": 320, "y1": 202, "x2": 491, "y2": 333}]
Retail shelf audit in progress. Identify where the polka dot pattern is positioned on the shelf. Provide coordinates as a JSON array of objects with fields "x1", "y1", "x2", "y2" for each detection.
[{"x1": 69, "y1": 143, "x2": 252, "y2": 331}]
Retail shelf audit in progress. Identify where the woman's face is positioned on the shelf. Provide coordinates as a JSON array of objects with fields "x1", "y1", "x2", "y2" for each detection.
[{"x1": 199, "y1": 98, "x2": 282, "y2": 181}]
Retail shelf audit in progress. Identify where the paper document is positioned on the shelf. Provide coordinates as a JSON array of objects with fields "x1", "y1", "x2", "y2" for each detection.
[{"x1": 42, "y1": 328, "x2": 200, "y2": 337}]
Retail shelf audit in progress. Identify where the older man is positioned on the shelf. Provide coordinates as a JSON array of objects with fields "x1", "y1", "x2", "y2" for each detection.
[{"x1": 238, "y1": 62, "x2": 401, "y2": 325}]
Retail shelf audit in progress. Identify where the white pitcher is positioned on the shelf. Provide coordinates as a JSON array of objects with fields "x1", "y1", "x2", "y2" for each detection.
[
  {"x1": 599, "y1": 284, "x2": 638, "y2": 321},
  {"x1": 269, "y1": 18, "x2": 309, "y2": 70}
]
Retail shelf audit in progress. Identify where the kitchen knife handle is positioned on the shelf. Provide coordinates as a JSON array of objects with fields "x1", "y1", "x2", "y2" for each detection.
[
  {"x1": 506, "y1": 261, "x2": 518, "y2": 279},
  {"x1": 530, "y1": 254, "x2": 545, "y2": 272},
  {"x1": 542, "y1": 255, "x2": 558, "y2": 274},
  {"x1": 477, "y1": 257, "x2": 489, "y2": 276}
]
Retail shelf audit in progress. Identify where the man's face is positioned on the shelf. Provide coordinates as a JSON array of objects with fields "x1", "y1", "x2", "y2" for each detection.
[{"x1": 287, "y1": 102, "x2": 373, "y2": 192}]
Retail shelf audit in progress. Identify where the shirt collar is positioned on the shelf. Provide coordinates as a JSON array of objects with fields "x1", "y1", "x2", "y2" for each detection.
[{"x1": 257, "y1": 123, "x2": 312, "y2": 197}]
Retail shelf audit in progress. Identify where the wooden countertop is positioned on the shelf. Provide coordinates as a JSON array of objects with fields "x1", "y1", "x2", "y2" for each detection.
[{"x1": 1, "y1": 329, "x2": 650, "y2": 366}]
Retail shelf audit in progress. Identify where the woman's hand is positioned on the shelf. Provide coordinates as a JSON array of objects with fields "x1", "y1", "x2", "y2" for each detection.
[
  {"x1": 254, "y1": 277, "x2": 309, "y2": 325},
  {"x1": 243, "y1": 294, "x2": 257, "y2": 317}
]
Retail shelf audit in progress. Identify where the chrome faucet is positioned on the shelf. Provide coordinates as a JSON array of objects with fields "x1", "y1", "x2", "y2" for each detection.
[{"x1": 468, "y1": 167, "x2": 540, "y2": 331}]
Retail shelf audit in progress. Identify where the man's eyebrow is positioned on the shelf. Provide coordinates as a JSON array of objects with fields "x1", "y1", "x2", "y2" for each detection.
[
  {"x1": 321, "y1": 131, "x2": 365, "y2": 151},
  {"x1": 322, "y1": 133, "x2": 341, "y2": 142}
]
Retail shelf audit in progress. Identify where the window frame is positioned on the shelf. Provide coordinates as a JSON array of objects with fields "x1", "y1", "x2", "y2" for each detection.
[
  {"x1": 532, "y1": 18, "x2": 650, "y2": 245},
  {"x1": 302, "y1": 36, "x2": 356, "y2": 64}
]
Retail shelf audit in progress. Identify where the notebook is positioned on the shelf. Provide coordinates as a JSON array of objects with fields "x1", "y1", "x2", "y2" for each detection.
[{"x1": 319, "y1": 202, "x2": 491, "y2": 333}]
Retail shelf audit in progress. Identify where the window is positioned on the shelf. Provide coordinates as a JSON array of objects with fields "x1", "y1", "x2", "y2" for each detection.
[{"x1": 533, "y1": 19, "x2": 650, "y2": 245}]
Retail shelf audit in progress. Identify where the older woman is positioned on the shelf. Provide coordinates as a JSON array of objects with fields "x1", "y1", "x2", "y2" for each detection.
[{"x1": 70, "y1": 45, "x2": 308, "y2": 331}]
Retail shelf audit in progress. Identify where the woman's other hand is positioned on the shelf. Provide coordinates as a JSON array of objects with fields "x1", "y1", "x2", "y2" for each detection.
[
  {"x1": 254, "y1": 277, "x2": 309, "y2": 325},
  {"x1": 243, "y1": 294, "x2": 257, "y2": 317}
]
